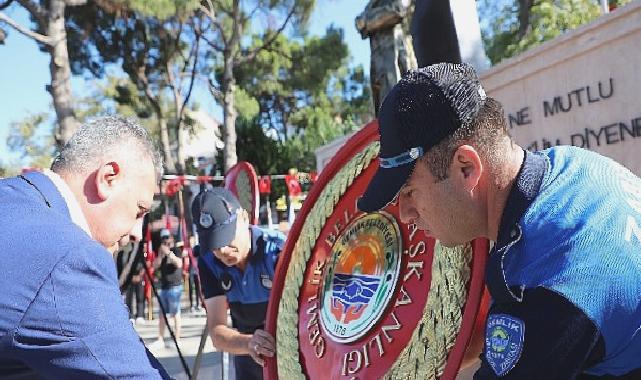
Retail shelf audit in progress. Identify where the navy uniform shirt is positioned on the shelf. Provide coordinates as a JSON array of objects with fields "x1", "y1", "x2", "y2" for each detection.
[
  {"x1": 475, "y1": 147, "x2": 641, "y2": 379},
  {"x1": 198, "y1": 226, "x2": 285, "y2": 334},
  {"x1": 0, "y1": 171, "x2": 170, "y2": 379}
]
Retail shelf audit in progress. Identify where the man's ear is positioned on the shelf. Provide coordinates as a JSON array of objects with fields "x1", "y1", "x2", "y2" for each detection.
[
  {"x1": 95, "y1": 161, "x2": 121, "y2": 201},
  {"x1": 450, "y1": 145, "x2": 482, "y2": 192}
]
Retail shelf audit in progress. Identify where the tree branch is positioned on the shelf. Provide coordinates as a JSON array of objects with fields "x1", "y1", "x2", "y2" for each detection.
[
  {"x1": 0, "y1": 0, "x2": 15, "y2": 11},
  {"x1": 202, "y1": 34, "x2": 224, "y2": 52},
  {"x1": 0, "y1": 11, "x2": 50, "y2": 44},
  {"x1": 15, "y1": 0, "x2": 46, "y2": 26},
  {"x1": 244, "y1": 3, "x2": 261, "y2": 24},
  {"x1": 129, "y1": 26, "x2": 161, "y2": 116},
  {"x1": 227, "y1": 0, "x2": 242, "y2": 60},
  {"x1": 200, "y1": 3, "x2": 228, "y2": 46},
  {"x1": 178, "y1": 27, "x2": 200, "y2": 125},
  {"x1": 263, "y1": 43, "x2": 292, "y2": 60},
  {"x1": 199, "y1": 0, "x2": 214, "y2": 18},
  {"x1": 65, "y1": 0, "x2": 87, "y2": 7},
  {"x1": 236, "y1": 4, "x2": 295, "y2": 65},
  {"x1": 517, "y1": 0, "x2": 535, "y2": 40},
  {"x1": 208, "y1": 77, "x2": 224, "y2": 103},
  {"x1": 212, "y1": 0, "x2": 232, "y2": 17},
  {"x1": 166, "y1": 59, "x2": 184, "y2": 123},
  {"x1": 139, "y1": 68, "x2": 162, "y2": 116},
  {"x1": 65, "y1": 0, "x2": 88, "y2": 6},
  {"x1": 172, "y1": 20, "x2": 184, "y2": 62}
]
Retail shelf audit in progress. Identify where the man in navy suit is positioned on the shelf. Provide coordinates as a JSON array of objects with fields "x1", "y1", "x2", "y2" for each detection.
[{"x1": 0, "y1": 117, "x2": 171, "y2": 379}]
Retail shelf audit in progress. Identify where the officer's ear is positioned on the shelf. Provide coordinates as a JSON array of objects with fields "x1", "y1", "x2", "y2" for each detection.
[
  {"x1": 95, "y1": 161, "x2": 122, "y2": 201},
  {"x1": 450, "y1": 145, "x2": 482, "y2": 194}
]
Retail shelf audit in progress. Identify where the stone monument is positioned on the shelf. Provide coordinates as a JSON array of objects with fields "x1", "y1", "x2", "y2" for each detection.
[{"x1": 356, "y1": 0, "x2": 417, "y2": 114}]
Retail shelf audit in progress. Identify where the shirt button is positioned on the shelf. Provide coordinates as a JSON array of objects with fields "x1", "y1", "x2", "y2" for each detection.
[
  {"x1": 243, "y1": 281, "x2": 247, "y2": 285},
  {"x1": 510, "y1": 228, "x2": 518, "y2": 239}
]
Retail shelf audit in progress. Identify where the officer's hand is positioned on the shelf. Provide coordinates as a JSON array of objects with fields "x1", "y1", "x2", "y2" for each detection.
[{"x1": 248, "y1": 329, "x2": 275, "y2": 366}]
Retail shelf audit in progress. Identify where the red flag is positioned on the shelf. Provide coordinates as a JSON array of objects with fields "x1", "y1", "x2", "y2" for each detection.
[
  {"x1": 165, "y1": 178, "x2": 182, "y2": 197},
  {"x1": 144, "y1": 224, "x2": 154, "y2": 301},
  {"x1": 259, "y1": 176, "x2": 272, "y2": 194},
  {"x1": 285, "y1": 174, "x2": 301, "y2": 196}
]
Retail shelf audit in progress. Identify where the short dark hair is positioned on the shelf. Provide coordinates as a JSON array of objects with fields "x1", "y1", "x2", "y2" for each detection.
[{"x1": 425, "y1": 97, "x2": 510, "y2": 181}]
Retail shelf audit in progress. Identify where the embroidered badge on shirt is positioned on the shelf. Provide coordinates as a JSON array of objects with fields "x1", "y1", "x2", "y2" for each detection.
[
  {"x1": 485, "y1": 313, "x2": 525, "y2": 376},
  {"x1": 260, "y1": 274, "x2": 272, "y2": 289}
]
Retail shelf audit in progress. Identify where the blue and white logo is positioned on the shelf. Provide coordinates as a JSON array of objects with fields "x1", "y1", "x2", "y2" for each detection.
[
  {"x1": 485, "y1": 314, "x2": 525, "y2": 376},
  {"x1": 199, "y1": 212, "x2": 213, "y2": 228}
]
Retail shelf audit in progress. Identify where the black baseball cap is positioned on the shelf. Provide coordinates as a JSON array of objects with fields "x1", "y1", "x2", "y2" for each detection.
[
  {"x1": 357, "y1": 63, "x2": 487, "y2": 212},
  {"x1": 191, "y1": 187, "x2": 241, "y2": 254}
]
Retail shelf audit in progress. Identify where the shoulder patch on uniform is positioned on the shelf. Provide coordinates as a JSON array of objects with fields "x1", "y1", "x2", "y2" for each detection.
[
  {"x1": 260, "y1": 274, "x2": 272, "y2": 289},
  {"x1": 221, "y1": 272, "x2": 232, "y2": 291},
  {"x1": 485, "y1": 313, "x2": 525, "y2": 376}
]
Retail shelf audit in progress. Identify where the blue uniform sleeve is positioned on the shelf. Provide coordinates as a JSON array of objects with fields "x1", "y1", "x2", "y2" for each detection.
[
  {"x1": 265, "y1": 230, "x2": 286, "y2": 264},
  {"x1": 198, "y1": 255, "x2": 224, "y2": 299},
  {"x1": 474, "y1": 287, "x2": 604, "y2": 380},
  {"x1": 12, "y1": 244, "x2": 172, "y2": 379}
]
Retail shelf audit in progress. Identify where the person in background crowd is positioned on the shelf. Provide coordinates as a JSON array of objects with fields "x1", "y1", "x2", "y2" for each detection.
[
  {"x1": 191, "y1": 188, "x2": 285, "y2": 380},
  {"x1": 0, "y1": 116, "x2": 170, "y2": 378},
  {"x1": 188, "y1": 245, "x2": 202, "y2": 313},
  {"x1": 151, "y1": 229, "x2": 184, "y2": 348},
  {"x1": 357, "y1": 63, "x2": 641, "y2": 379},
  {"x1": 116, "y1": 234, "x2": 146, "y2": 324}
]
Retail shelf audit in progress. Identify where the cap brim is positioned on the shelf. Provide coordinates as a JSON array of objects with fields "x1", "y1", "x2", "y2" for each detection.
[
  {"x1": 357, "y1": 163, "x2": 414, "y2": 213},
  {"x1": 198, "y1": 222, "x2": 236, "y2": 255}
]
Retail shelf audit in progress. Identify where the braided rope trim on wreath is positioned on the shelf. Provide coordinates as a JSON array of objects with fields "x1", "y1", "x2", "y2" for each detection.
[
  {"x1": 276, "y1": 141, "x2": 380, "y2": 379},
  {"x1": 384, "y1": 242, "x2": 472, "y2": 380}
]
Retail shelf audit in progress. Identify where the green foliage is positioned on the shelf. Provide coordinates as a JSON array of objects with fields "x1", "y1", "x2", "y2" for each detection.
[
  {"x1": 234, "y1": 27, "x2": 373, "y2": 201},
  {"x1": 0, "y1": 159, "x2": 20, "y2": 177},
  {"x1": 236, "y1": 118, "x2": 282, "y2": 175},
  {"x1": 203, "y1": 0, "x2": 318, "y2": 113},
  {"x1": 125, "y1": 0, "x2": 201, "y2": 20},
  {"x1": 479, "y1": 0, "x2": 632, "y2": 64},
  {"x1": 66, "y1": 1, "x2": 201, "y2": 95},
  {"x1": 66, "y1": 1, "x2": 210, "y2": 173},
  {"x1": 6, "y1": 112, "x2": 56, "y2": 170},
  {"x1": 235, "y1": 88, "x2": 260, "y2": 121},
  {"x1": 235, "y1": 27, "x2": 371, "y2": 141},
  {"x1": 0, "y1": 164, "x2": 10, "y2": 178}
]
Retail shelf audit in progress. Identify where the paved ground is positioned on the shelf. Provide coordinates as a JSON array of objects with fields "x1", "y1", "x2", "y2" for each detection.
[{"x1": 134, "y1": 307, "x2": 235, "y2": 380}]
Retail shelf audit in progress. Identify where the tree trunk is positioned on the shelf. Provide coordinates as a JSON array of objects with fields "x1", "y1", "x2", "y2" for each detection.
[
  {"x1": 158, "y1": 115, "x2": 176, "y2": 174},
  {"x1": 175, "y1": 120, "x2": 186, "y2": 174},
  {"x1": 47, "y1": 0, "x2": 80, "y2": 149},
  {"x1": 222, "y1": 64, "x2": 237, "y2": 172},
  {"x1": 168, "y1": 65, "x2": 186, "y2": 174},
  {"x1": 142, "y1": 75, "x2": 176, "y2": 174},
  {"x1": 517, "y1": 0, "x2": 535, "y2": 40},
  {"x1": 222, "y1": 0, "x2": 242, "y2": 172}
]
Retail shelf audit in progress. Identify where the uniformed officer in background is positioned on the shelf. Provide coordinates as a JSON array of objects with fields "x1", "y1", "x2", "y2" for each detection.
[{"x1": 192, "y1": 187, "x2": 285, "y2": 380}]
